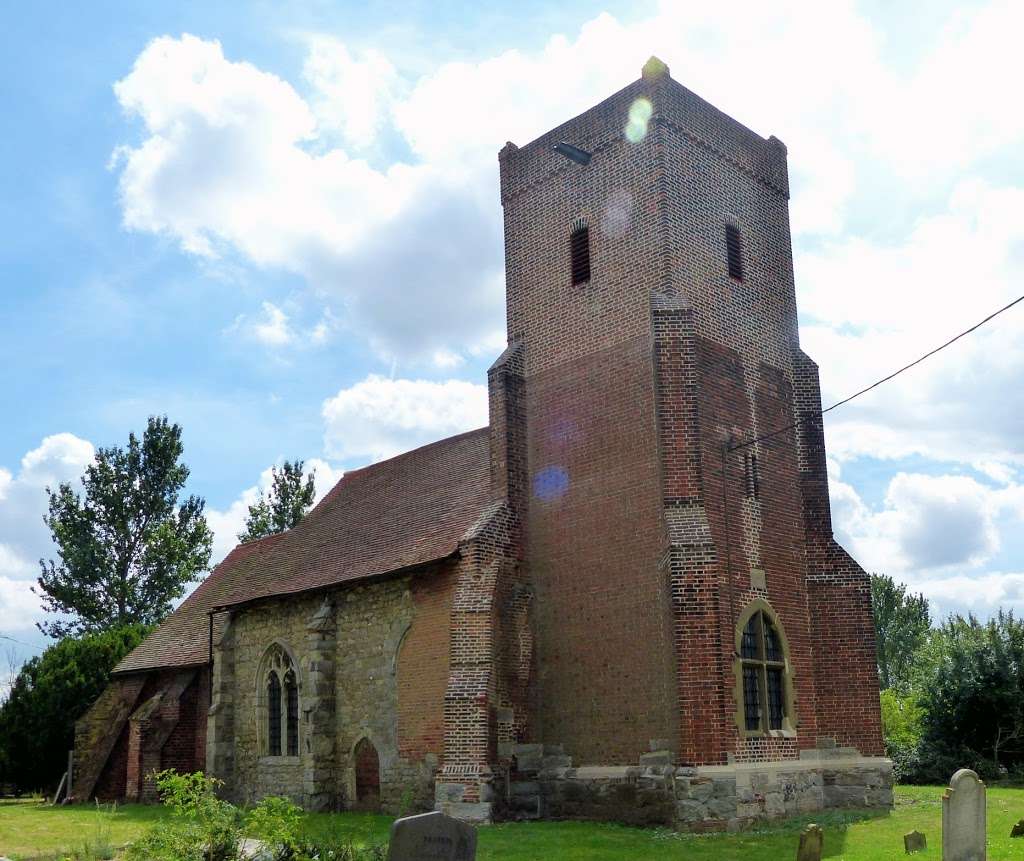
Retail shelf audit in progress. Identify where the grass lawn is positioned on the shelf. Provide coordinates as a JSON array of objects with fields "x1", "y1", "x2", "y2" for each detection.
[{"x1": 3, "y1": 786, "x2": 1024, "y2": 860}]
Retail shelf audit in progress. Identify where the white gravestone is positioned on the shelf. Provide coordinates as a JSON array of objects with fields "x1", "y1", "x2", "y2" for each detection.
[
  {"x1": 387, "y1": 810, "x2": 477, "y2": 861},
  {"x1": 942, "y1": 768, "x2": 986, "y2": 861}
]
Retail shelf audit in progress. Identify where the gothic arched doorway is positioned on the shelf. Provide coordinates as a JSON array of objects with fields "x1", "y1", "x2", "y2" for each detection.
[{"x1": 354, "y1": 737, "x2": 381, "y2": 809}]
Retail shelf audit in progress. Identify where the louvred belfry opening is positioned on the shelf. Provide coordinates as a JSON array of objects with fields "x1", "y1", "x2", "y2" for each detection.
[
  {"x1": 726, "y1": 223, "x2": 744, "y2": 280},
  {"x1": 570, "y1": 218, "x2": 591, "y2": 285}
]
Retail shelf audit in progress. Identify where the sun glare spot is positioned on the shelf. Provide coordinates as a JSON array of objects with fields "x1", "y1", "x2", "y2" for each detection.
[
  {"x1": 625, "y1": 97, "x2": 653, "y2": 144},
  {"x1": 533, "y1": 465, "x2": 569, "y2": 502}
]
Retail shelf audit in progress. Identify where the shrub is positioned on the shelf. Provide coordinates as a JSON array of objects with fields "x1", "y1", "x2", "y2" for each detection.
[
  {"x1": 124, "y1": 770, "x2": 241, "y2": 861},
  {"x1": 0, "y1": 624, "x2": 151, "y2": 792}
]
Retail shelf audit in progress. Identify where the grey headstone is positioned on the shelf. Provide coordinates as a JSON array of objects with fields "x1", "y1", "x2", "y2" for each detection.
[
  {"x1": 797, "y1": 823, "x2": 823, "y2": 861},
  {"x1": 942, "y1": 769, "x2": 986, "y2": 861},
  {"x1": 905, "y1": 830, "x2": 927, "y2": 853},
  {"x1": 1011, "y1": 818, "x2": 1024, "y2": 838},
  {"x1": 387, "y1": 810, "x2": 477, "y2": 861}
]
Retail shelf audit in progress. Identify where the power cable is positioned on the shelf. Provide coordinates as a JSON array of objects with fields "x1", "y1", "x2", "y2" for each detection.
[{"x1": 728, "y1": 292, "x2": 1024, "y2": 453}]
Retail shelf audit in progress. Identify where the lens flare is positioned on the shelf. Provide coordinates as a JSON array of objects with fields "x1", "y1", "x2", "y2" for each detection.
[
  {"x1": 625, "y1": 97, "x2": 653, "y2": 144},
  {"x1": 600, "y1": 189, "x2": 633, "y2": 239},
  {"x1": 533, "y1": 465, "x2": 569, "y2": 502}
]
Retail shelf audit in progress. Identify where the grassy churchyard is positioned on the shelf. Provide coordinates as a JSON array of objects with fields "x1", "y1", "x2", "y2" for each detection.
[{"x1": 3, "y1": 785, "x2": 1024, "y2": 860}]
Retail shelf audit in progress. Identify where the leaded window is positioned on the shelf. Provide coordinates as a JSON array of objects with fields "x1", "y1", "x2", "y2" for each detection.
[
  {"x1": 261, "y1": 643, "x2": 300, "y2": 758},
  {"x1": 285, "y1": 669, "x2": 299, "y2": 757},
  {"x1": 738, "y1": 609, "x2": 790, "y2": 734},
  {"x1": 267, "y1": 672, "x2": 282, "y2": 756}
]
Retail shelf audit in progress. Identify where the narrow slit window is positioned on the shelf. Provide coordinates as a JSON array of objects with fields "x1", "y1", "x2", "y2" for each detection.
[
  {"x1": 570, "y1": 219, "x2": 591, "y2": 285},
  {"x1": 743, "y1": 453, "x2": 760, "y2": 499},
  {"x1": 267, "y1": 672, "x2": 282, "y2": 757},
  {"x1": 285, "y1": 669, "x2": 299, "y2": 757},
  {"x1": 726, "y1": 224, "x2": 744, "y2": 281}
]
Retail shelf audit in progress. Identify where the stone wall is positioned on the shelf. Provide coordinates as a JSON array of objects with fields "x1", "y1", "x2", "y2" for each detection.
[
  {"x1": 213, "y1": 565, "x2": 456, "y2": 813},
  {"x1": 505, "y1": 742, "x2": 892, "y2": 831}
]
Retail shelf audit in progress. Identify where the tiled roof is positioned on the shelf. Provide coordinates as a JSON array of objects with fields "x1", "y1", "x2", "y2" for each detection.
[{"x1": 114, "y1": 427, "x2": 491, "y2": 674}]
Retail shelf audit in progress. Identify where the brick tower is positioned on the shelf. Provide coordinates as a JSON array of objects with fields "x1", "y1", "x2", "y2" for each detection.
[{"x1": 478, "y1": 57, "x2": 888, "y2": 824}]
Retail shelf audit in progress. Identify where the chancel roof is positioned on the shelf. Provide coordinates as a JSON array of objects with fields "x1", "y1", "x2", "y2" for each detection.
[{"x1": 114, "y1": 427, "x2": 491, "y2": 674}]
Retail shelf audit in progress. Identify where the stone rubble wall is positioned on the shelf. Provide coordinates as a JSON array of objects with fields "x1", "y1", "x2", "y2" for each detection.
[{"x1": 504, "y1": 743, "x2": 892, "y2": 831}]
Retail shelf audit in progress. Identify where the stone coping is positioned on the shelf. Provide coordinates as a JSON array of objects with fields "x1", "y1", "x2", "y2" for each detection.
[
  {"x1": 695, "y1": 756, "x2": 893, "y2": 778},
  {"x1": 538, "y1": 756, "x2": 892, "y2": 782}
]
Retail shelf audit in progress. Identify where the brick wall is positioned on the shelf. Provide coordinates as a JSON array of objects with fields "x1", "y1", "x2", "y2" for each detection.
[{"x1": 496, "y1": 61, "x2": 883, "y2": 772}]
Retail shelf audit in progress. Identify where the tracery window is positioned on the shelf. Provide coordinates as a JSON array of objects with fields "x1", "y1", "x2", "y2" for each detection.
[
  {"x1": 260, "y1": 643, "x2": 300, "y2": 758},
  {"x1": 737, "y1": 607, "x2": 792, "y2": 735}
]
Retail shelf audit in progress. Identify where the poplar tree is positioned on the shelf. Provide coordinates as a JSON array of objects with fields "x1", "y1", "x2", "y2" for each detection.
[
  {"x1": 238, "y1": 460, "x2": 317, "y2": 543},
  {"x1": 35, "y1": 416, "x2": 212, "y2": 637}
]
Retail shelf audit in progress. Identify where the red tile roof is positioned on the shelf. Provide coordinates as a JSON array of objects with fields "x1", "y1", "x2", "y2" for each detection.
[{"x1": 114, "y1": 427, "x2": 491, "y2": 674}]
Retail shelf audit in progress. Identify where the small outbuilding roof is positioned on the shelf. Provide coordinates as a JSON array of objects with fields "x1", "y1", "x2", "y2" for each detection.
[{"x1": 113, "y1": 427, "x2": 491, "y2": 674}]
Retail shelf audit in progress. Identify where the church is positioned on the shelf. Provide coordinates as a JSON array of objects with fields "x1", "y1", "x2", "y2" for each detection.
[{"x1": 73, "y1": 58, "x2": 892, "y2": 830}]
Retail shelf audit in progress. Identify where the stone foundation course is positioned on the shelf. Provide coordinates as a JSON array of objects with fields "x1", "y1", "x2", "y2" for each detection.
[{"x1": 499, "y1": 743, "x2": 893, "y2": 831}]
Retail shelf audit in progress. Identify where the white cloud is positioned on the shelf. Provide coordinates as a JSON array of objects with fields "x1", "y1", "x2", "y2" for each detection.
[
  {"x1": 0, "y1": 434, "x2": 96, "y2": 635},
  {"x1": 803, "y1": 179, "x2": 1024, "y2": 469},
  {"x1": 302, "y1": 36, "x2": 401, "y2": 149},
  {"x1": 322, "y1": 374, "x2": 488, "y2": 463},
  {"x1": 226, "y1": 301, "x2": 336, "y2": 349},
  {"x1": 831, "y1": 465, "x2": 1024, "y2": 575}
]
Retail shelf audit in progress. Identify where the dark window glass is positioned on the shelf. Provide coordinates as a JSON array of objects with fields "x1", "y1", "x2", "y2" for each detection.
[
  {"x1": 267, "y1": 672, "x2": 282, "y2": 757},
  {"x1": 570, "y1": 223, "x2": 591, "y2": 285},
  {"x1": 743, "y1": 666, "x2": 761, "y2": 731},
  {"x1": 767, "y1": 668, "x2": 785, "y2": 730},
  {"x1": 285, "y1": 670, "x2": 299, "y2": 757},
  {"x1": 741, "y1": 615, "x2": 760, "y2": 659},
  {"x1": 764, "y1": 620, "x2": 782, "y2": 663},
  {"x1": 726, "y1": 224, "x2": 744, "y2": 280}
]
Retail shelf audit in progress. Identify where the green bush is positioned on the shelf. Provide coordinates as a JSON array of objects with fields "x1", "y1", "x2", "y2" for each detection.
[
  {"x1": 123, "y1": 770, "x2": 386, "y2": 861},
  {"x1": 124, "y1": 770, "x2": 241, "y2": 861},
  {"x1": 0, "y1": 624, "x2": 151, "y2": 793}
]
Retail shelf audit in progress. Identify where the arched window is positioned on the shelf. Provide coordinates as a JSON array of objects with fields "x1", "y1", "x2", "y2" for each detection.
[
  {"x1": 735, "y1": 605, "x2": 793, "y2": 735},
  {"x1": 259, "y1": 643, "x2": 300, "y2": 757},
  {"x1": 570, "y1": 217, "x2": 591, "y2": 285}
]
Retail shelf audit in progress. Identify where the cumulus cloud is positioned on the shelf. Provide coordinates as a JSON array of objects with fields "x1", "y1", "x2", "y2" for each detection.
[
  {"x1": 804, "y1": 180, "x2": 1024, "y2": 469},
  {"x1": 0, "y1": 434, "x2": 95, "y2": 634},
  {"x1": 322, "y1": 374, "x2": 488, "y2": 463}
]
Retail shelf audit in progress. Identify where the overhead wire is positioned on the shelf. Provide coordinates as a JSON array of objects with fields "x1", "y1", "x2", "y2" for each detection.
[{"x1": 727, "y1": 292, "x2": 1024, "y2": 453}]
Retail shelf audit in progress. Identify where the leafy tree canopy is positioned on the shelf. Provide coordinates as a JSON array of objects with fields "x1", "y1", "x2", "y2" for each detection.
[
  {"x1": 238, "y1": 460, "x2": 317, "y2": 543},
  {"x1": 0, "y1": 624, "x2": 150, "y2": 792},
  {"x1": 918, "y1": 611, "x2": 1024, "y2": 774},
  {"x1": 871, "y1": 573, "x2": 931, "y2": 691},
  {"x1": 35, "y1": 416, "x2": 213, "y2": 637}
]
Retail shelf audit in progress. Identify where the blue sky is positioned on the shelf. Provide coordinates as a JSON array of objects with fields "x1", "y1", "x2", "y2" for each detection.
[{"x1": 3, "y1": 0, "x2": 1024, "y2": 665}]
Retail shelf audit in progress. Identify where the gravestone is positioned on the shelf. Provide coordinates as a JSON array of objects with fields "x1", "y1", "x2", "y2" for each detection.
[
  {"x1": 905, "y1": 830, "x2": 927, "y2": 853},
  {"x1": 1011, "y1": 819, "x2": 1024, "y2": 838},
  {"x1": 942, "y1": 769, "x2": 986, "y2": 861},
  {"x1": 387, "y1": 810, "x2": 476, "y2": 861},
  {"x1": 796, "y1": 823, "x2": 823, "y2": 861}
]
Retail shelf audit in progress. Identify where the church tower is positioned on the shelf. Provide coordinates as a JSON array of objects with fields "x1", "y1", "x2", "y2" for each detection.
[{"x1": 487, "y1": 56, "x2": 884, "y2": 780}]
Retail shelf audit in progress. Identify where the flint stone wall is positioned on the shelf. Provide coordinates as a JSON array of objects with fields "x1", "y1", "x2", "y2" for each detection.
[
  {"x1": 511, "y1": 744, "x2": 892, "y2": 831},
  {"x1": 224, "y1": 573, "x2": 446, "y2": 812}
]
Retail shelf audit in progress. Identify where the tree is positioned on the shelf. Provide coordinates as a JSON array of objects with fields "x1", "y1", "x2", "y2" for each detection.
[
  {"x1": 35, "y1": 416, "x2": 213, "y2": 637},
  {"x1": 0, "y1": 625, "x2": 150, "y2": 792},
  {"x1": 238, "y1": 460, "x2": 317, "y2": 543},
  {"x1": 870, "y1": 573, "x2": 931, "y2": 691},
  {"x1": 916, "y1": 612, "x2": 1024, "y2": 777}
]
